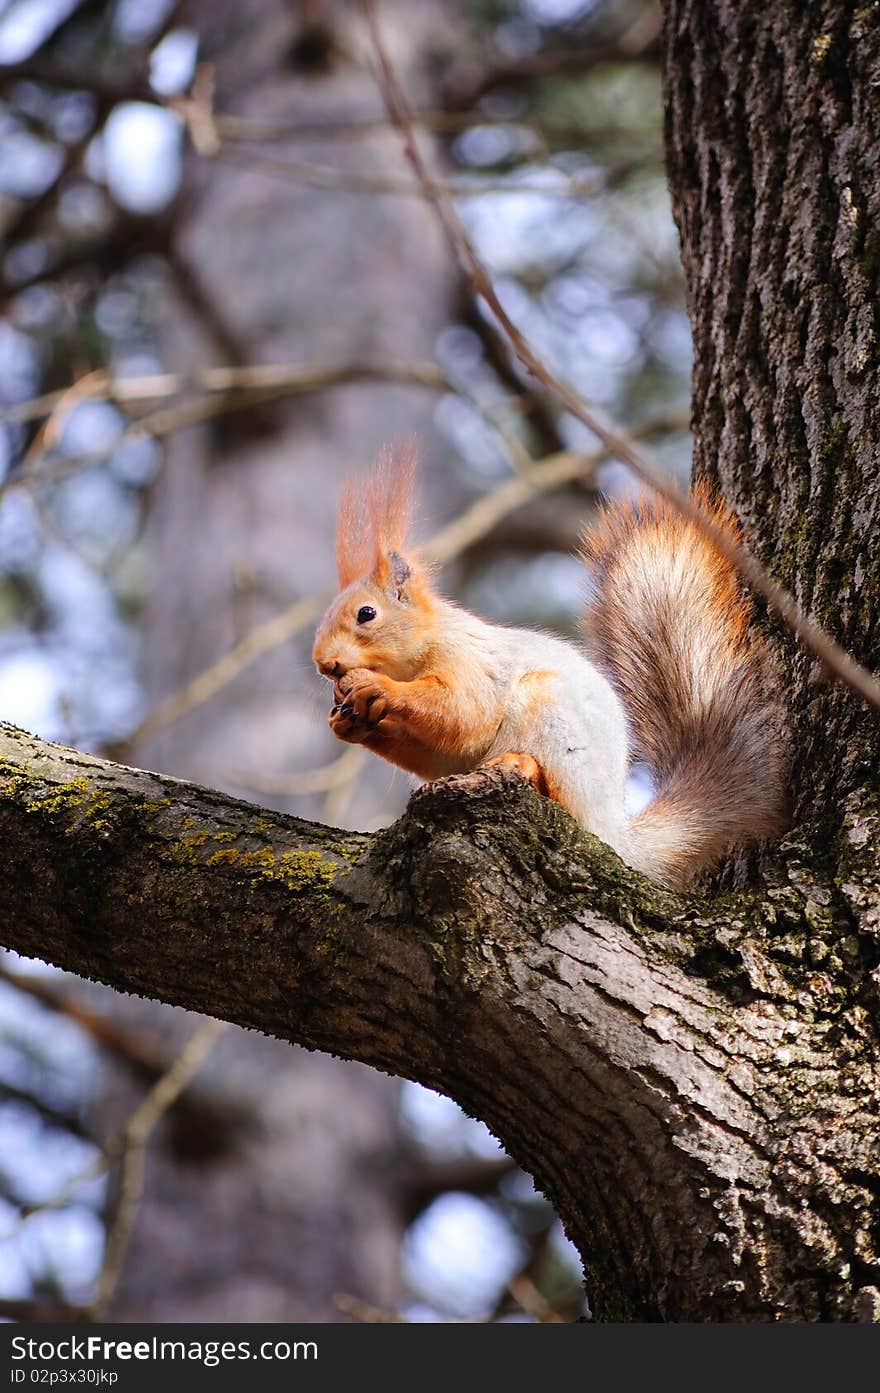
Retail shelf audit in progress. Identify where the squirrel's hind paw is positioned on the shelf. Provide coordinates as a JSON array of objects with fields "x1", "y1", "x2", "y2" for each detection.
[{"x1": 483, "y1": 751, "x2": 549, "y2": 797}]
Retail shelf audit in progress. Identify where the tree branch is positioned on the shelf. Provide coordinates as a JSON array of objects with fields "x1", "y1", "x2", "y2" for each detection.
[
  {"x1": 0, "y1": 361, "x2": 449, "y2": 427},
  {"x1": 1, "y1": 721, "x2": 875, "y2": 1320},
  {"x1": 210, "y1": 143, "x2": 615, "y2": 199}
]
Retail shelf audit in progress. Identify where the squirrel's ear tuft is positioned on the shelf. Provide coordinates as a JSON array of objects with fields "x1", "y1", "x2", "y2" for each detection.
[
  {"x1": 336, "y1": 441, "x2": 418, "y2": 589},
  {"x1": 370, "y1": 440, "x2": 416, "y2": 555},
  {"x1": 336, "y1": 475, "x2": 374, "y2": 588},
  {"x1": 368, "y1": 441, "x2": 419, "y2": 592}
]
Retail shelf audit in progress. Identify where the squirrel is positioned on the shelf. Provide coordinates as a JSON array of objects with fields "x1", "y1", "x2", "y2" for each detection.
[{"x1": 312, "y1": 446, "x2": 789, "y2": 889}]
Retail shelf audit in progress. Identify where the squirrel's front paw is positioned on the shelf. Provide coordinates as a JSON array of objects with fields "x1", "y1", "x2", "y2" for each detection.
[{"x1": 329, "y1": 668, "x2": 391, "y2": 742}]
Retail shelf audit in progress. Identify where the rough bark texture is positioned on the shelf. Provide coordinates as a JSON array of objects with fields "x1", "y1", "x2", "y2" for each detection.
[
  {"x1": 2, "y1": 721, "x2": 879, "y2": 1322},
  {"x1": 662, "y1": 0, "x2": 880, "y2": 822},
  {"x1": 652, "y1": 0, "x2": 880, "y2": 1318}
]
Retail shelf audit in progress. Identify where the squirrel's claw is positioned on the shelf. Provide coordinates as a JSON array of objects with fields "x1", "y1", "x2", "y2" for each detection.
[
  {"x1": 483, "y1": 751, "x2": 550, "y2": 796},
  {"x1": 329, "y1": 670, "x2": 391, "y2": 744}
]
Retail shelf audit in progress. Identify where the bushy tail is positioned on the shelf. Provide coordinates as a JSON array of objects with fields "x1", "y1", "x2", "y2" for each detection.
[{"x1": 581, "y1": 483, "x2": 789, "y2": 888}]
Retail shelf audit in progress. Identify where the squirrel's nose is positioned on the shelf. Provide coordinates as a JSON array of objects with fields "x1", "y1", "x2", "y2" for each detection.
[{"x1": 318, "y1": 659, "x2": 344, "y2": 679}]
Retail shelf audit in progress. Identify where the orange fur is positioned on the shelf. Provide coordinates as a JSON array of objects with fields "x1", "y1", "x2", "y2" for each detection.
[
  {"x1": 336, "y1": 442, "x2": 417, "y2": 588},
  {"x1": 330, "y1": 666, "x2": 500, "y2": 780}
]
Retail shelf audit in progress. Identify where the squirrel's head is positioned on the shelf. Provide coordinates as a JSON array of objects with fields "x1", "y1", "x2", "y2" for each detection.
[{"x1": 312, "y1": 445, "x2": 438, "y2": 683}]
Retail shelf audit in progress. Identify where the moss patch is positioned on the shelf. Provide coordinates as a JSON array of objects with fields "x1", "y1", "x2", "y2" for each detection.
[
  {"x1": 0, "y1": 762, "x2": 92, "y2": 817},
  {"x1": 169, "y1": 830, "x2": 339, "y2": 898}
]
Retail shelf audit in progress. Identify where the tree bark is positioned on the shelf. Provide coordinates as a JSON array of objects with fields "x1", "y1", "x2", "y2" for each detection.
[
  {"x1": 662, "y1": 0, "x2": 880, "y2": 822},
  {"x1": 2, "y1": 720, "x2": 878, "y2": 1321}
]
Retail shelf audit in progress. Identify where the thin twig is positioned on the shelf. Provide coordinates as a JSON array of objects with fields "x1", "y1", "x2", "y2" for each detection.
[
  {"x1": 1, "y1": 360, "x2": 448, "y2": 427},
  {"x1": 0, "y1": 1019, "x2": 225, "y2": 1243},
  {"x1": 86, "y1": 1018, "x2": 226, "y2": 1319},
  {"x1": 362, "y1": 0, "x2": 880, "y2": 712},
  {"x1": 0, "y1": 963, "x2": 171, "y2": 1079},
  {"x1": 1, "y1": 363, "x2": 547, "y2": 521},
  {"x1": 211, "y1": 141, "x2": 614, "y2": 200},
  {"x1": 118, "y1": 595, "x2": 328, "y2": 754},
  {"x1": 173, "y1": 62, "x2": 221, "y2": 157},
  {"x1": 0, "y1": 362, "x2": 451, "y2": 506},
  {"x1": 14, "y1": 370, "x2": 108, "y2": 477},
  {"x1": 425, "y1": 415, "x2": 686, "y2": 565},
  {"x1": 114, "y1": 1019, "x2": 227, "y2": 1151},
  {"x1": 208, "y1": 108, "x2": 659, "y2": 151},
  {"x1": 445, "y1": 5, "x2": 663, "y2": 109},
  {"x1": 87, "y1": 1142, "x2": 145, "y2": 1321}
]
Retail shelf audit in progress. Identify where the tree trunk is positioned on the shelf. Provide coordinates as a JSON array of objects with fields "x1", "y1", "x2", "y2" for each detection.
[
  {"x1": 0, "y1": 1, "x2": 877, "y2": 1324},
  {"x1": 656, "y1": 0, "x2": 880, "y2": 1317},
  {"x1": 662, "y1": 0, "x2": 880, "y2": 821}
]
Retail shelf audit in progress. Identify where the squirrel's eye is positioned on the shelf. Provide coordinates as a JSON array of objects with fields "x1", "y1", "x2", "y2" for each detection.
[{"x1": 356, "y1": 605, "x2": 377, "y2": 624}]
